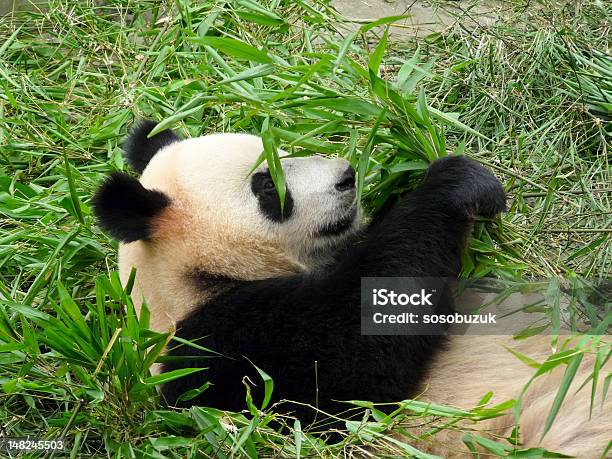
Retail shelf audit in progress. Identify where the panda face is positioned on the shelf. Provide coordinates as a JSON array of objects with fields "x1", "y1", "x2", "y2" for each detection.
[
  {"x1": 250, "y1": 156, "x2": 359, "y2": 249},
  {"x1": 142, "y1": 133, "x2": 361, "y2": 263},
  {"x1": 94, "y1": 125, "x2": 362, "y2": 331}
]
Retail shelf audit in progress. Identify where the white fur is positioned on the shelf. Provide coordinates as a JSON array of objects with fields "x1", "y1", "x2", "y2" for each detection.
[{"x1": 416, "y1": 335, "x2": 610, "y2": 458}]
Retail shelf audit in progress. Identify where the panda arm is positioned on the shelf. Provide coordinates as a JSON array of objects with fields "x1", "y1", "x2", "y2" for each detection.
[{"x1": 339, "y1": 154, "x2": 506, "y2": 278}]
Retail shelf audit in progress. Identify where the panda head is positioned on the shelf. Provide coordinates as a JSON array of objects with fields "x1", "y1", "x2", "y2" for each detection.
[{"x1": 92, "y1": 122, "x2": 361, "y2": 328}]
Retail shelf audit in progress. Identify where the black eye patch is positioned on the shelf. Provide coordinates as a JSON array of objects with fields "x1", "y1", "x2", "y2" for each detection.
[{"x1": 251, "y1": 171, "x2": 294, "y2": 222}]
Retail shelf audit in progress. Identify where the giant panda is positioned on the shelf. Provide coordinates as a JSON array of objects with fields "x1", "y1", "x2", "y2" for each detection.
[{"x1": 92, "y1": 121, "x2": 610, "y2": 457}]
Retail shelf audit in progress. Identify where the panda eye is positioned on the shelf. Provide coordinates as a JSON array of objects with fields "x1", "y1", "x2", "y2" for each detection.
[
  {"x1": 263, "y1": 177, "x2": 276, "y2": 191},
  {"x1": 251, "y1": 171, "x2": 279, "y2": 197}
]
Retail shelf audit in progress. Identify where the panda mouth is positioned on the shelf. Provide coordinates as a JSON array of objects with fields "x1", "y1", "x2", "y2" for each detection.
[{"x1": 315, "y1": 208, "x2": 357, "y2": 237}]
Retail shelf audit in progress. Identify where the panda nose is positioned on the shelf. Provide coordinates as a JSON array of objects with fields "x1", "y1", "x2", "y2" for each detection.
[{"x1": 335, "y1": 166, "x2": 356, "y2": 192}]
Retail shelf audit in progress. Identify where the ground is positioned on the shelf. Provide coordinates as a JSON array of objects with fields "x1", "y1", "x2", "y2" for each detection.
[
  {"x1": 1, "y1": 0, "x2": 506, "y2": 36},
  {"x1": 0, "y1": 0, "x2": 610, "y2": 457},
  {"x1": 333, "y1": 0, "x2": 502, "y2": 37}
]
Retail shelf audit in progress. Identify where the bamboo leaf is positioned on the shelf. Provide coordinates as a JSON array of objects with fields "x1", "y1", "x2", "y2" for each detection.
[
  {"x1": 261, "y1": 118, "x2": 286, "y2": 216},
  {"x1": 368, "y1": 27, "x2": 389, "y2": 75},
  {"x1": 541, "y1": 353, "x2": 583, "y2": 440},
  {"x1": 191, "y1": 36, "x2": 273, "y2": 64},
  {"x1": 145, "y1": 367, "x2": 206, "y2": 385}
]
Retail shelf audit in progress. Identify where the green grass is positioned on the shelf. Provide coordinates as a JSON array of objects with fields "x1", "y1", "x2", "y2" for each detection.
[{"x1": 0, "y1": 0, "x2": 610, "y2": 457}]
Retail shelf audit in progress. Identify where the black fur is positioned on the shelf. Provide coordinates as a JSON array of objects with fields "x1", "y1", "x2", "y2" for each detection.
[
  {"x1": 160, "y1": 155, "x2": 506, "y2": 424},
  {"x1": 335, "y1": 166, "x2": 355, "y2": 192},
  {"x1": 251, "y1": 171, "x2": 294, "y2": 222},
  {"x1": 92, "y1": 172, "x2": 170, "y2": 243},
  {"x1": 124, "y1": 120, "x2": 180, "y2": 174},
  {"x1": 315, "y1": 207, "x2": 356, "y2": 237},
  {"x1": 423, "y1": 155, "x2": 506, "y2": 217}
]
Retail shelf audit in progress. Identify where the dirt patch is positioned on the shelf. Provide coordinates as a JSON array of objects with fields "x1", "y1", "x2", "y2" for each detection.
[{"x1": 332, "y1": 0, "x2": 505, "y2": 37}]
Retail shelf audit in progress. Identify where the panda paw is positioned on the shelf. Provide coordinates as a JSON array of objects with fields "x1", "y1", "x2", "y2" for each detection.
[{"x1": 424, "y1": 155, "x2": 506, "y2": 217}]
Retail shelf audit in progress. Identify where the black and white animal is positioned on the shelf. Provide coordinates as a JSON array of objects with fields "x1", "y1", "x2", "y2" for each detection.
[{"x1": 93, "y1": 122, "x2": 610, "y2": 457}]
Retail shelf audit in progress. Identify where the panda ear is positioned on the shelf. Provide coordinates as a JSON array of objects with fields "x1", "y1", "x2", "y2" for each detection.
[
  {"x1": 124, "y1": 120, "x2": 180, "y2": 174},
  {"x1": 92, "y1": 172, "x2": 170, "y2": 243}
]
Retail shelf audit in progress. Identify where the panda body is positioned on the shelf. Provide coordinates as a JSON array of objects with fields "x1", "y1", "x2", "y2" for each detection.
[
  {"x1": 419, "y1": 335, "x2": 611, "y2": 457},
  {"x1": 93, "y1": 122, "x2": 610, "y2": 457}
]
